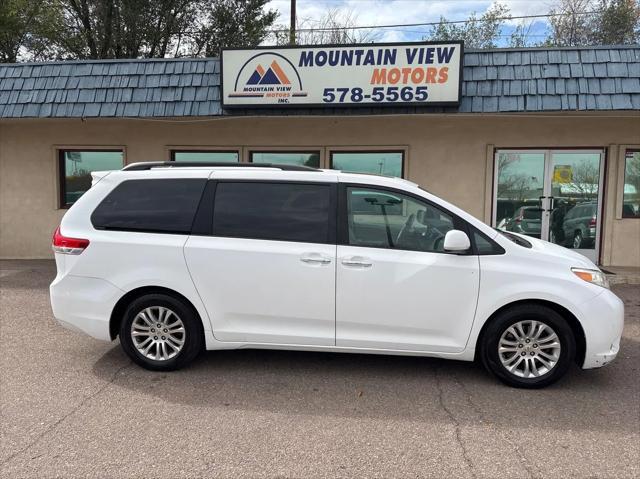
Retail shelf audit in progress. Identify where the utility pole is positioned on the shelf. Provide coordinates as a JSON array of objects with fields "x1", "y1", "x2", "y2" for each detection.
[{"x1": 290, "y1": 0, "x2": 296, "y2": 45}]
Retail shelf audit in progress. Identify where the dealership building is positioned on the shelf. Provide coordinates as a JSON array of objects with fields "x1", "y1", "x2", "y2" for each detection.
[{"x1": 0, "y1": 44, "x2": 638, "y2": 266}]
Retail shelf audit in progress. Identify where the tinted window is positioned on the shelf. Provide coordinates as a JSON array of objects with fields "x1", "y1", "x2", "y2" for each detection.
[
  {"x1": 350, "y1": 190, "x2": 403, "y2": 215},
  {"x1": 347, "y1": 187, "x2": 454, "y2": 253},
  {"x1": 472, "y1": 229, "x2": 505, "y2": 255},
  {"x1": 91, "y1": 179, "x2": 207, "y2": 234},
  {"x1": 212, "y1": 182, "x2": 332, "y2": 243}
]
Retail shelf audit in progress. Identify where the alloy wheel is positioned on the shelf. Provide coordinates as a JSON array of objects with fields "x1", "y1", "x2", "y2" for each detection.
[
  {"x1": 130, "y1": 306, "x2": 186, "y2": 361},
  {"x1": 498, "y1": 320, "x2": 561, "y2": 378}
]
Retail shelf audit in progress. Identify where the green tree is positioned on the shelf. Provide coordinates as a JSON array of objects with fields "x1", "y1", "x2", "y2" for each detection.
[
  {"x1": 57, "y1": 0, "x2": 203, "y2": 59},
  {"x1": 2, "y1": 0, "x2": 279, "y2": 62},
  {"x1": 594, "y1": 0, "x2": 639, "y2": 44},
  {"x1": 426, "y1": 3, "x2": 511, "y2": 49},
  {"x1": 546, "y1": 0, "x2": 601, "y2": 46},
  {"x1": 0, "y1": 0, "x2": 63, "y2": 62},
  {"x1": 190, "y1": 0, "x2": 277, "y2": 57},
  {"x1": 545, "y1": 0, "x2": 640, "y2": 46}
]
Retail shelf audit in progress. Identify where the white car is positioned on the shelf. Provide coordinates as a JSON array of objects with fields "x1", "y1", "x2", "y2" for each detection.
[{"x1": 50, "y1": 162, "x2": 624, "y2": 388}]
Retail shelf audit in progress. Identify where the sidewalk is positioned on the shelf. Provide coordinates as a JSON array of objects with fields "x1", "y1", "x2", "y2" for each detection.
[{"x1": 604, "y1": 266, "x2": 640, "y2": 285}]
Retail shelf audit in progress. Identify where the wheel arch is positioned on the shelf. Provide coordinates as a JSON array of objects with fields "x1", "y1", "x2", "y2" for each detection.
[
  {"x1": 474, "y1": 299, "x2": 586, "y2": 366},
  {"x1": 109, "y1": 286, "x2": 203, "y2": 341}
]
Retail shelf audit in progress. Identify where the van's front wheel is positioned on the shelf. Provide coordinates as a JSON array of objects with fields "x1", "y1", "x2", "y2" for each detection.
[
  {"x1": 119, "y1": 293, "x2": 203, "y2": 371},
  {"x1": 480, "y1": 304, "x2": 575, "y2": 388}
]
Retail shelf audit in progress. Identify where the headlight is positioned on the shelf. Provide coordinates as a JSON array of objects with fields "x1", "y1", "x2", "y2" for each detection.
[{"x1": 571, "y1": 267, "x2": 610, "y2": 289}]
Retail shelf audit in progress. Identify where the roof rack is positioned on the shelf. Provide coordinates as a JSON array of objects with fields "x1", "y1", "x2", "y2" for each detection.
[{"x1": 122, "y1": 161, "x2": 319, "y2": 172}]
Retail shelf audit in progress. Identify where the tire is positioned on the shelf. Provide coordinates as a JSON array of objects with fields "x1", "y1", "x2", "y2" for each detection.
[
  {"x1": 573, "y1": 230, "x2": 584, "y2": 249},
  {"x1": 119, "y1": 293, "x2": 204, "y2": 371},
  {"x1": 480, "y1": 304, "x2": 575, "y2": 389}
]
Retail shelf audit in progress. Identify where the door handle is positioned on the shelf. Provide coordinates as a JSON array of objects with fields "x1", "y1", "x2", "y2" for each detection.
[
  {"x1": 341, "y1": 257, "x2": 372, "y2": 267},
  {"x1": 300, "y1": 254, "x2": 332, "y2": 265}
]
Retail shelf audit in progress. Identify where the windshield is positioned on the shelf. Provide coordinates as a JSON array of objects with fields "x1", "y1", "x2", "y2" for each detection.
[{"x1": 496, "y1": 229, "x2": 533, "y2": 248}]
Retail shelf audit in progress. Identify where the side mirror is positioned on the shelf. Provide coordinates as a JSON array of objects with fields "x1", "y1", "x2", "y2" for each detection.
[{"x1": 443, "y1": 230, "x2": 471, "y2": 252}]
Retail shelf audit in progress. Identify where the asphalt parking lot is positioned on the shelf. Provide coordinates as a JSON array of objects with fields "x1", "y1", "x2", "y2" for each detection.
[{"x1": 1, "y1": 260, "x2": 638, "y2": 478}]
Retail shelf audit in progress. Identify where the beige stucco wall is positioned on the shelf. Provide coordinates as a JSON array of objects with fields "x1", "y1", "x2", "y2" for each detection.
[{"x1": 1, "y1": 114, "x2": 639, "y2": 265}]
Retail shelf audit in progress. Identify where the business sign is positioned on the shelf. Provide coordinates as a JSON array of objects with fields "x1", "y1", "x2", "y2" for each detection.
[{"x1": 221, "y1": 41, "x2": 463, "y2": 108}]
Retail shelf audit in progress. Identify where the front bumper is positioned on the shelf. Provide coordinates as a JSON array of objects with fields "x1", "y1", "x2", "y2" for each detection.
[
  {"x1": 50, "y1": 274, "x2": 123, "y2": 341},
  {"x1": 579, "y1": 288, "x2": 624, "y2": 369}
]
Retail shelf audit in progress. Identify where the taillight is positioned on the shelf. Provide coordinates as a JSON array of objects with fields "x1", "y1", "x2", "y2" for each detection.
[
  {"x1": 52, "y1": 226, "x2": 90, "y2": 255},
  {"x1": 589, "y1": 217, "x2": 597, "y2": 227}
]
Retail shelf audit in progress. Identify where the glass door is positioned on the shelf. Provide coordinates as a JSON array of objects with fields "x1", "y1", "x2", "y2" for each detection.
[
  {"x1": 547, "y1": 151, "x2": 604, "y2": 262},
  {"x1": 494, "y1": 149, "x2": 604, "y2": 263},
  {"x1": 494, "y1": 151, "x2": 545, "y2": 239}
]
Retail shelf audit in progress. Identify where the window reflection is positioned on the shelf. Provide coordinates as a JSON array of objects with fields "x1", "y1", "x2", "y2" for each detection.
[
  {"x1": 172, "y1": 151, "x2": 239, "y2": 162},
  {"x1": 347, "y1": 187, "x2": 454, "y2": 252},
  {"x1": 495, "y1": 152, "x2": 545, "y2": 238},
  {"x1": 549, "y1": 152, "x2": 601, "y2": 249},
  {"x1": 332, "y1": 151, "x2": 403, "y2": 177},
  {"x1": 623, "y1": 150, "x2": 640, "y2": 218},
  {"x1": 250, "y1": 152, "x2": 320, "y2": 168},
  {"x1": 61, "y1": 150, "x2": 123, "y2": 207}
]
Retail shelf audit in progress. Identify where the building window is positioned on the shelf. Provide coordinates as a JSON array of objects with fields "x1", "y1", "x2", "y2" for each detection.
[
  {"x1": 250, "y1": 151, "x2": 320, "y2": 168},
  {"x1": 171, "y1": 150, "x2": 239, "y2": 162},
  {"x1": 59, "y1": 150, "x2": 124, "y2": 208},
  {"x1": 623, "y1": 149, "x2": 640, "y2": 218},
  {"x1": 330, "y1": 151, "x2": 404, "y2": 177}
]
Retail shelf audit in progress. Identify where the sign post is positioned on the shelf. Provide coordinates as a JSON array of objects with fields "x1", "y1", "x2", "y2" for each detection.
[{"x1": 221, "y1": 41, "x2": 463, "y2": 108}]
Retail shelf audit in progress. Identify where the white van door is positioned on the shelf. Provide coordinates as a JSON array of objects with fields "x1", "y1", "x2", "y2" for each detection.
[
  {"x1": 336, "y1": 185, "x2": 480, "y2": 352},
  {"x1": 185, "y1": 180, "x2": 336, "y2": 346}
]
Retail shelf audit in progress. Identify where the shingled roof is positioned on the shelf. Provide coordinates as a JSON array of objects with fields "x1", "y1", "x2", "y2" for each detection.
[
  {"x1": 0, "y1": 45, "x2": 638, "y2": 118},
  {"x1": 460, "y1": 45, "x2": 640, "y2": 112}
]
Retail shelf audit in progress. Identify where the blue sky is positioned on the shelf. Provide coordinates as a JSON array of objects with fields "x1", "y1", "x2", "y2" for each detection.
[{"x1": 266, "y1": 0, "x2": 554, "y2": 46}]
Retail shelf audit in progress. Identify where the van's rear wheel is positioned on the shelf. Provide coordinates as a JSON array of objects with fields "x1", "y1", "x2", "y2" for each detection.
[
  {"x1": 119, "y1": 293, "x2": 203, "y2": 371},
  {"x1": 480, "y1": 304, "x2": 575, "y2": 388}
]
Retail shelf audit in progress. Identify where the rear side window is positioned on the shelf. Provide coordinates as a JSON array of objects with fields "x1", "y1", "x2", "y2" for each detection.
[
  {"x1": 91, "y1": 179, "x2": 207, "y2": 234},
  {"x1": 212, "y1": 182, "x2": 333, "y2": 243}
]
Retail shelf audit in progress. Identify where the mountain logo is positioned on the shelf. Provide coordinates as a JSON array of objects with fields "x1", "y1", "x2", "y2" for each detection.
[
  {"x1": 246, "y1": 61, "x2": 291, "y2": 85},
  {"x1": 229, "y1": 52, "x2": 306, "y2": 104}
]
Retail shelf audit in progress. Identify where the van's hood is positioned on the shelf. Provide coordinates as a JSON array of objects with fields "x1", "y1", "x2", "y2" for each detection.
[{"x1": 510, "y1": 232, "x2": 598, "y2": 269}]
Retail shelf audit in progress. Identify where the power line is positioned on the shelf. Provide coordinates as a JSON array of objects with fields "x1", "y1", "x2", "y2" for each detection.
[{"x1": 265, "y1": 10, "x2": 599, "y2": 34}]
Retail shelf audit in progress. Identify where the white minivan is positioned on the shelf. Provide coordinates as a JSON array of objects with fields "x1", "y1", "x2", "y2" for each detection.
[{"x1": 50, "y1": 162, "x2": 624, "y2": 388}]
